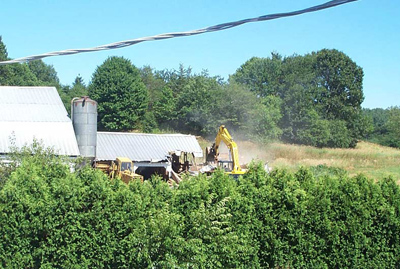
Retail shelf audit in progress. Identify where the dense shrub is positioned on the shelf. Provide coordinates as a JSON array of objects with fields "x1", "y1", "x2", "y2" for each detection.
[{"x1": 1, "y1": 151, "x2": 400, "y2": 267}]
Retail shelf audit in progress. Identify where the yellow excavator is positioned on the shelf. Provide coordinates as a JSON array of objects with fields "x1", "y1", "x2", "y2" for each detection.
[
  {"x1": 205, "y1": 125, "x2": 246, "y2": 177},
  {"x1": 93, "y1": 157, "x2": 144, "y2": 183}
]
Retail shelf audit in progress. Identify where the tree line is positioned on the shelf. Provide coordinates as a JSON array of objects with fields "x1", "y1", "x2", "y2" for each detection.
[
  {"x1": 363, "y1": 107, "x2": 400, "y2": 148},
  {"x1": 1, "y1": 36, "x2": 399, "y2": 148}
]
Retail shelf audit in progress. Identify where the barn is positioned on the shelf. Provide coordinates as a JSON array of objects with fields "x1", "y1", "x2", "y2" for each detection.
[
  {"x1": 0, "y1": 86, "x2": 203, "y2": 179},
  {"x1": 96, "y1": 132, "x2": 203, "y2": 179},
  {"x1": 0, "y1": 86, "x2": 80, "y2": 158}
]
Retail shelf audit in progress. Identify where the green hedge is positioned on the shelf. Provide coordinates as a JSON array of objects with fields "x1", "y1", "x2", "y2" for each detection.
[{"x1": 1, "y1": 151, "x2": 400, "y2": 268}]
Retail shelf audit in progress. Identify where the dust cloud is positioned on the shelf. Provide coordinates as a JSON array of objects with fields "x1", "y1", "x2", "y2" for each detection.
[{"x1": 217, "y1": 140, "x2": 274, "y2": 166}]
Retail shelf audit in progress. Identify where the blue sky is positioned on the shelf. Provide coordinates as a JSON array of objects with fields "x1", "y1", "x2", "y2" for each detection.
[{"x1": 1, "y1": 0, "x2": 399, "y2": 109}]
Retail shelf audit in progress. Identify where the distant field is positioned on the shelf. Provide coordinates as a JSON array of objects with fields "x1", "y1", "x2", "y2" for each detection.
[
  {"x1": 265, "y1": 141, "x2": 400, "y2": 180},
  {"x1": 199, "y1": 138, "x2": 400, "y2": 181}
]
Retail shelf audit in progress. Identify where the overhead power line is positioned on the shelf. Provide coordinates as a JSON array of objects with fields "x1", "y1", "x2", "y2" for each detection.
[{"x1": 0, "y1": 0, "x2": 357, "y2": 65}]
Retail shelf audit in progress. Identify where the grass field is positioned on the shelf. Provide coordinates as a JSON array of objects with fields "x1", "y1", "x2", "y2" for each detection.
[
  {"x1": 199, "y1": 138, "x2": 400, "y2": 181},
  {"x1": 265, "y1": 141, "x2": 400, "y2": 180}
]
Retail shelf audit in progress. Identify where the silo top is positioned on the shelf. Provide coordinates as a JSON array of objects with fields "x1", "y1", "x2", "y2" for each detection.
[{"x1": 72, "y1": 96, "x2": 97, "y2": 110}]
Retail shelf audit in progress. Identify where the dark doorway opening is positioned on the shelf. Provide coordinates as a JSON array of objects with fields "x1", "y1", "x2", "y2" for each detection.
[{"x1": 135, "y1": 166, "x2": 167, "y2": 180}]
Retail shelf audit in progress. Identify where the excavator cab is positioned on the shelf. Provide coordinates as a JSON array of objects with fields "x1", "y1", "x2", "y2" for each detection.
[{"x1": 218, "y1": 160, "x2": 234, "y2": 172}]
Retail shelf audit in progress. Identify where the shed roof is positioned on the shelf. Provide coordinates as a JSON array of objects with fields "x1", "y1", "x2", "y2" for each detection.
[
  {"x1": 96, "y1": 132, "x2": 203, "y2": 162},
  {"x1": 0, "y1": 86, "x2": 80, "y2": 156}
]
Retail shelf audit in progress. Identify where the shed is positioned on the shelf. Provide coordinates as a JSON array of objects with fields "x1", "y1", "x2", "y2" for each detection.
[
  {"x1": 96, "y1": 132, "x2": 203, "y2": 179},
  {"x1": 0, "y1": 86, "x2": 80, "y2": 157}
]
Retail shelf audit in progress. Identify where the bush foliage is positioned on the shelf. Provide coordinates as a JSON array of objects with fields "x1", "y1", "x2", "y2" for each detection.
[{"x1": 1, "y1": 151, "x2": 400, "y2": 268}]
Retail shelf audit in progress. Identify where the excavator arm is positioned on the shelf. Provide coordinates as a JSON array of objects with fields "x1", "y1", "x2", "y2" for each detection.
[{"x1": 206, "y1": 125, "x2": 243, "y2": 174}]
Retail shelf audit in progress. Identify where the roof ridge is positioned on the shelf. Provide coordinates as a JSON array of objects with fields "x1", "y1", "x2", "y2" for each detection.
[{"x1": 97, "y1": 132, "x2": 192, "y2": 136}]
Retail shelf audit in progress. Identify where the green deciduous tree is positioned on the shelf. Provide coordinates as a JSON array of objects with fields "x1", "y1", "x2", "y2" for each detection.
[
  {"x1": 230, "y1": 53, "x2": 283, "y2": 97},
  {"x1": 313, "y1": 49, "x2": 364, "y2": 121},
  {"x1": 362, "y1": 108, "x2": 400, "y2": 148},
  {"x1": 313, "y1": 49, "x2": 366, "y2": 147},
  {"x1": 232, "y1": 49, "x2": 368, "y2": 148},
  {"x1": 89, "y1": 56, "x2": 149, "y2": 131},
  {"x1": 174, "y1": 72, "x2": 218, "y2": 135},
  {"x1": 153, "y1": 86, "x2": 177, "y2": 126},
  {"x1": 212, "y1": 83, "x2": 282, "y2": 141},
  {"x1": 28, "y1": 60, "x2": 60, "y2": 87},
  {"x1": 149, "y1": 65, "x2": 283, "y2": 140},
  {"x1": 385, "y1": 106, "x2": 400, "y2": 147},
  {"x1": 295, "y1": 109, "x2": 330, "y2": 147},
  {"x1": 251, "y1": 95, "x2": 283, "y2": 141}
]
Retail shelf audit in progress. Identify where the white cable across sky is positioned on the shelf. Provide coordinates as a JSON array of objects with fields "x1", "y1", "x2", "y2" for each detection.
[{"x1": 0, "y1": 0, "x2": 358, "y2": 66}]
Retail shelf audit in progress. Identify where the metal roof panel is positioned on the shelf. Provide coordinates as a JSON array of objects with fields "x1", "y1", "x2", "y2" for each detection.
[
  {"x1": 0, "y1": 86, "x2": 70, "y2": 122},
  {"x1": 0, "y1": 122, "x2": 80, "y2": 156},
  {"x1": 96, "y1": 132, "x2": 203, "y2": 162},
  {"x1": 0, "y1": 86, "x2": 80, "y2": 156}
]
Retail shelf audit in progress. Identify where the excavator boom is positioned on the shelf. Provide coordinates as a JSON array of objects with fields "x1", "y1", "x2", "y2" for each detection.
[{"x1": 206, "y1": 125, "x2": 244, "y2": 175}]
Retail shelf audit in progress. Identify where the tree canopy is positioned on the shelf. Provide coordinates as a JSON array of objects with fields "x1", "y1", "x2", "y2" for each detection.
[
  {"x1": 28, "y1": 60, "x2": 60, "y2": 87},
  {"x1": 88, "y1": 56, "x2": 149, "y2": 131},
  {"x1": 137, "y1": 65, "x2": 282, "y2": 140},
  {"x1": 0, "y1": 36, "x2": 61, "y2": 89},
  {"x1": 231, "y1": 49, "x2": 370, "y2": 148},
  {"x1": 366, "y1": 106, "x2": 400, "y2": 148},
  {"x1": 3, "y1": 35, "x2": 396, "y2": 148}
]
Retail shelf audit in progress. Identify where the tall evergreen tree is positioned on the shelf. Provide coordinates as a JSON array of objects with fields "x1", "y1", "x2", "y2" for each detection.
[
  {"x1": 0, "y1": 36, "x2": 8, "y2": 61},
  {"x1": 88, "y1": 56, "x2": 149, "y2": 131},
  {"x1": 0, "y1": 36, "x2": 39, "y2": 86}
]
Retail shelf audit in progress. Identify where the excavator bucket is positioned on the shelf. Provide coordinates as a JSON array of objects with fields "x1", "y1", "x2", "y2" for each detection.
[{"x1": 205, "y1": 145, "x2": 217, "y2": 163}]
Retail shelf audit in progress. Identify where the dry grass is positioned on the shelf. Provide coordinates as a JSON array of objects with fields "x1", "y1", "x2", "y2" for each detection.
[
  {"x1": 200, "y1": 138, "x2": 400, "y2": 181},
  {"x1": 263, "y1": 141, "x2": 400, "y2": 180}
]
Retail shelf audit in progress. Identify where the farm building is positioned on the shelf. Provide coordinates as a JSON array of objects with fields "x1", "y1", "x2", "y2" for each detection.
[
  {"x1": 0, "y1": 86, "x2": 80, "y2": 158},
  {"x1": 96, "y1": 132, "x2": 203, "y2": 179},
  {"x1": 0, "y1": 86, "x2": 203, "y2": 179}
]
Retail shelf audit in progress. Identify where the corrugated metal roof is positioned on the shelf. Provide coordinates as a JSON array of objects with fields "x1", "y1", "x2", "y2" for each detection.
[
  {"x1": 1, "y1": 122, "x2": 80, "y2": 156},
  {"x1": 0, "y1": 86, "x2": 70, "y2": 122},
  {"x1": 96, "y1": 132, "x2": 203, "y2": 162},
  {"x1": 0, "y1": 86, "x2": 80, "y2": 156},
  {"x1": 0, "y1": 86, "x2": 66, "y2": 104},
  {"x1": 0, "y1": 104, "x2": 71, "y2": 122}
]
